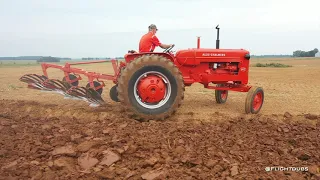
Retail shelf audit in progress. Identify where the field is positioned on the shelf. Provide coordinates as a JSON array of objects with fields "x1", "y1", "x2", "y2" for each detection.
[{"x1": 0, "y1": 57, "x2": 319, "y2": 179}]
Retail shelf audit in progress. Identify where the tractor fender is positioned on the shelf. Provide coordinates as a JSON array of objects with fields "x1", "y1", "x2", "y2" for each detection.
[{"x1": 124, "y1": 52, "x2": 175, "y2": 63}]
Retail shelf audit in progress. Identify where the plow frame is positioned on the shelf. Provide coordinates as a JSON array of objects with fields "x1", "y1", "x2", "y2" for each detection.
[
  {"x1": 19, "y1": 58, "x2": 127, "y2": 106},
  {"x1": 40, "y1": 59, "x2": 125, "y2": 88}
]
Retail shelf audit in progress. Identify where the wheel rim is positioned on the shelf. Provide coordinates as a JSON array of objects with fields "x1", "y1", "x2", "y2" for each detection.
[
  {"x1": 221, "y1": 90, "x2": 227, "y2": 100},
  {"x1": 252, "y1": 91, "x2": 263, "y2": 111},
  {"x1": 134, "y1": 71, "x2": 171, "y2": 109}
]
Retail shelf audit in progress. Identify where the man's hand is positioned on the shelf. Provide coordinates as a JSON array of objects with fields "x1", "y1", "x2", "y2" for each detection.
[{"x1": 160, "y1": 44, "x2": 173, "y2": 49}]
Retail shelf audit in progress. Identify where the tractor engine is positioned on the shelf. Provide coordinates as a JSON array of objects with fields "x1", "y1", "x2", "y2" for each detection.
[
  {"x1": 174, "y1": 27, "x2": 250, "y2": 85},
  {"x1": 174, "y1": 47, "x2": 250, "y2": 85},
  {"x1": 210, "y1": 62, "x2": 238, "y2": 74}
]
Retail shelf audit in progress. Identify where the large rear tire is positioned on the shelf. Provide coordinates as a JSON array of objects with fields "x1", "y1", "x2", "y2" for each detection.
[{"x1": 117, "y1": 54, "x2": 184, "y2": 121}]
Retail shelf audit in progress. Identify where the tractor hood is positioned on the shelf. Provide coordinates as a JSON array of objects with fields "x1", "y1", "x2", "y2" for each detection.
[{"x1": 175, "y1": 48, "x2": 250, "y2": 65}]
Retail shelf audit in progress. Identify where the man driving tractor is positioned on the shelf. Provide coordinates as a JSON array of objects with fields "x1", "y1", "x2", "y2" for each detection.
[{"x1": 139, "y1": 24, "x2": 174, "y2": 53}]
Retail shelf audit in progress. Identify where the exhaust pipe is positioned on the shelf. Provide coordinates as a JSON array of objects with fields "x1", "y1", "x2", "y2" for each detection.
[
  {"x1": 216, "y1": 25, "x2": 220, "y2": 49},
  {"x1": 197, "y1": 25, "x2": 220, "y2": 49}
]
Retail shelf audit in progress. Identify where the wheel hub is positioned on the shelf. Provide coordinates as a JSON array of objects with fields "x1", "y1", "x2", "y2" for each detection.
[
  {"x1": 253, "y1": 92, "x2": 263, "y2": 111},
  {"x1": 133, "y1": 71, "x2": 172, "y2": 110},
  {"x1": 137, "y1": 75, "x2": 166, "y2": 103},
  {"x1": 221, "y1": 90, "x2": 227, "y2": 99}
]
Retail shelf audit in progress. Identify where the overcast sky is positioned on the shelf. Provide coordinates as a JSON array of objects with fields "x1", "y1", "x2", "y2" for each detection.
[{"x1": 0, "y1": 0, "x2": 319, "y2": 58}]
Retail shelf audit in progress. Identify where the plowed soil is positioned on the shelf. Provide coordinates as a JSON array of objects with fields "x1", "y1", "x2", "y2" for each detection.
[{"x1": 0, "y1": 58, "x2": 320, "y2": 179}]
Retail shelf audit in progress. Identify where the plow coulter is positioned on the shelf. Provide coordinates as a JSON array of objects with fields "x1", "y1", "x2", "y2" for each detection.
[{"x1": 19, "y1": 60, "x2": 125, "y2": 106}]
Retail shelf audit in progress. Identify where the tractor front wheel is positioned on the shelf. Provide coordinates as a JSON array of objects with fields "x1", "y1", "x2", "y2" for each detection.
[
  {"x1": 245, "y1": 86, "x2": 264, "y2": 114},
  {"x1": 117, "y1": 54, "x2": 184, "y2": 121},
  {"x1": 215, "y1": 84, "x2": 228, "y2": 104}
]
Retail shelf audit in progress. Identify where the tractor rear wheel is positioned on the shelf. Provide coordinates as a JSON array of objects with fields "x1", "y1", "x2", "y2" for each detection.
[
  {"x1": 215, "y1": 84, "x2": 228, "y2": 104},
  {"x1": 245, "y1": 86, "x2": 264, "y2": 114},
  {"x1": 117, "y1": 54, "x2": 184, "y2": 121}
]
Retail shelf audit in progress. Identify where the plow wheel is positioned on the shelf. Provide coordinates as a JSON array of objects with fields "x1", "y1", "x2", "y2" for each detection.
[
  {"x1": 109, "y1": 85, "x2": 119, "y2": 102},
  {"x1": 86, "y1": 81, "x2": 103, "y2": 95},
  {"x1": 117, "y1": 54, "x2": 184, "y2": 121},
  {"x1": 215, "y1": 84, "x2": 228, "y2": 104},
  {"x1": 62, "y1": 74, "x2": 79, "y2": 87},
  {"x1": 245, "y1": 86, "x2": 264, "y2": 114}
]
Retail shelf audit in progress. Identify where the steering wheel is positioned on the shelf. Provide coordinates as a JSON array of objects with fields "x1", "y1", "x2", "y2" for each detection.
[{"x1": 163, "y1": 44, "x2": 175, "y2": 53}]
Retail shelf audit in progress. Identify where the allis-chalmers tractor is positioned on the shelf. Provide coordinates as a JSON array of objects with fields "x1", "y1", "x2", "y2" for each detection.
[{"x1": 20, "y1": 26, "x2": 264, "y2": 121}]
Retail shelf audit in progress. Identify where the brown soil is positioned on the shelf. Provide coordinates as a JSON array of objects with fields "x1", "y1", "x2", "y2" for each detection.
[
  {"x1": 0, "y1": 58, "x2": 320, "y2": 179},
  {"x1": 0, "y1": 100, "x2": 319, "y2": 179}
]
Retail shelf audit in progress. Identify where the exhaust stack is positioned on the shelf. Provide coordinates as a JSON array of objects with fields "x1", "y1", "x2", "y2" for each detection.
[{"x1": 216, "y1": 25, "x2": 220, "y2": 49}]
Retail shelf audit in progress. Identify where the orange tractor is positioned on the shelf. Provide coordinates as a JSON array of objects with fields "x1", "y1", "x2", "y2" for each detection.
[{"x1": 20, "y1": 26, "x2": 264, "y2": 121}]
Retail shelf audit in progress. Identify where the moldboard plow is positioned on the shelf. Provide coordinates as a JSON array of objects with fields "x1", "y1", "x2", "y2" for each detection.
[{"x1": 20, "y1": 60, "x2": 125, "y2": 107}]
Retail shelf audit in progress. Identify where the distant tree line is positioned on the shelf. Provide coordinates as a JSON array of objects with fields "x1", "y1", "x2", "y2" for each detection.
[
  {"x1": 251, "y1": 55, "x2": 292, "y2": 58},
  {"x1": 293, "y1": 48, "x2": 318, "y2": 57},
  {"x1": 37, "y1": 56, "x2": 60, "y2": 62},
  {"x1": 0, "y1": 56, "x2": 71, "y2": 61},
  {"x1": 0, "y1": 56, "x2": 43, "y2": 60},
  {"x1": 82, "y1": 57, "x2": 105, "y2": 60},
  {"x1": 81, "y1": 57, "x2": 124, "y2": 60}
]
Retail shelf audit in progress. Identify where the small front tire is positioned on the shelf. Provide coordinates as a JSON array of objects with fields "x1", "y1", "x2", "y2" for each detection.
[
  {"x1": 215, "y1": 84, "x2": 228, "y2": 104},
  {"x1": 245, "y1": 86, "x2": 264, "y2": 114}
]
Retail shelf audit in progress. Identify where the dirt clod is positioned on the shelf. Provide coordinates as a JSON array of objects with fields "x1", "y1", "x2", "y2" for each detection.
[
  {"x1": 304, "y1": 114, "x2": 319, "y2": 120},
  {"x1": 2, "y1": 160, "x2": 18, "y2": 170},
  {"x1": 30, "y1": 160, "x2": 40, "y2": 165},
  {"x1": 141, "y1": 169, "x2": 165, "y2": 180},
  {"x1": 76, "y1": 141, "x2": 101, "y2": 152},
  {"x1": 297, "y1": 154, "x2": 311, "y2": 161},
  {"x1": 53, "y1": 157, "x2": 76, "y2": 172},
  {"x1": 52, "y1": 145, "x2": 75, "y2": 156},
  {"x1": 230, "y1": 165, "x2": 239, "y2": 176},
  {"x1": 100, "y1": 150, "x2": 120, "y2": 166},
  {"x1": 78, "y1": 153, "x2": 99, "y2": 171},
  {"x1": 205, "y1": 159, "x2": 219, "y2": 168},
  {"x1": 284, "y1": 112, "x2": 292, "y2": 118},
  {"x1": 144, "y1": 157, "x2": 159, "y2": 167},
  {"x1": 308, "y1": 165, "x2": 320, "y2": 176},
  {"x1": 282, "y1": 127, "x2": 290, "y2": 133}
]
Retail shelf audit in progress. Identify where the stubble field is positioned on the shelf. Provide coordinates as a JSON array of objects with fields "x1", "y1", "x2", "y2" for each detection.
[{"x1": 0, "y1": 58, "x2": 319, "y2": 179}]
